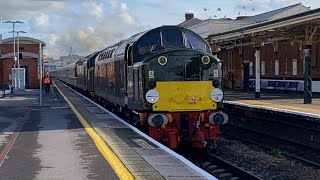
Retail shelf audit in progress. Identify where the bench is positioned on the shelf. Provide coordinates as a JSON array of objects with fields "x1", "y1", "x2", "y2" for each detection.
[
  {"x1": 286, "y1": 82, "x2": 299, "y2": 92},
  {"x1": 275, "y1": 81, "x2": 287, "y2": 90},
  {"x1": 248, "y1": 80, "x2": 300, "y2": 93},
  {"x1": 248, "y1": 80, "x2": 255, "y2": 90},
  {"x1": 263, "y1": 81, "x2": 278, "y2": 91}
]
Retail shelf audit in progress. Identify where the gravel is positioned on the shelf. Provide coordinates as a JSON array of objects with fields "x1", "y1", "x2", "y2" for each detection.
[{"x1": 215, "y1": 139, "x2": 320, "y2": 180}]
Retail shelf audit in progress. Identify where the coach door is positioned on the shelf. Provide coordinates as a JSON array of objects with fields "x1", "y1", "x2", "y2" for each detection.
[
  {"x1": 88, "y1": 67, "x2": 94, "y2": 92},
  {"x1": 125, "y1": 44, "x2": 134, "y2": 104}
]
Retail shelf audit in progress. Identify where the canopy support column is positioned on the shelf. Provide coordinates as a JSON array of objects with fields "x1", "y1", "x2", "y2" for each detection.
[{"x1": 303, "y1": 27, "x2": 317, "y2": 104}]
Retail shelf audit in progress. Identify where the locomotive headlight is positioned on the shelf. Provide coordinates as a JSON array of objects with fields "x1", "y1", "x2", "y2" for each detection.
[
  {"x1": 146, "y1": 89, "x2": 159, "y2": 104},
  {"x1": 201, "y1": 56, "x2": 210, "y2": 64},
  {"x1": 210, "y1": 88, "x2": 223, "y2": 102},
  {"x1": 158, "y1": 56, "x2": 167, "y2": 65}
]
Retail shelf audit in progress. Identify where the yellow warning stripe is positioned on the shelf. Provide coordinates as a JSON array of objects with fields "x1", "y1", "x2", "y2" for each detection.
[
  {"x1": 53, "y1": 81, "x2": 134, "y2": 180},
  {"x1": 233, "y1": 99, "x2": 320, "y2": 115}
]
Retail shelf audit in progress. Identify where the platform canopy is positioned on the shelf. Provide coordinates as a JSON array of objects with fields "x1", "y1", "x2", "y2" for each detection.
[
  {"x1": 207, "y1": 8, "x2": 320, "y2": 104},
  {"x1": 207, "y1": 8, "x2": 320, "y2": 49}
]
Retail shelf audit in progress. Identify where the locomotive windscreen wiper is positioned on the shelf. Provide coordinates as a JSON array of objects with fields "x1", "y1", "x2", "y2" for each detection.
[{"x1": 187, "y1": 41, "x2": 194, "y2": 49}]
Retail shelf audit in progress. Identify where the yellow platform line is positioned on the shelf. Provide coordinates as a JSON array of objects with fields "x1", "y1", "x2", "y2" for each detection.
[
  {"x1": 53, "y1": 81, "x2": 134, "y2": 180},
  {"x1": 233, "y1": 99, "x2": 320, "y2": 115}
]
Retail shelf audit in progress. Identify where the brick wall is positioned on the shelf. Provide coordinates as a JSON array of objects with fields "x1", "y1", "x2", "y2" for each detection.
[
  {"x1": 0, "y1": 61, "x2": 2, "y2": 85},
  {"x1": 0, "y1": 39, "x2": 42, "y2": 89},
  {"x1": 219, "y1": 40, "x2": 320, "y2": 89}
]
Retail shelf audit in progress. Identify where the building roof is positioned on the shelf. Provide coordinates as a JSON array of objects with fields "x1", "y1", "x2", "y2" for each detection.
[
  {"x1": 179, "y1": 18, "x2": 203, "y2": 28},
  {"x1": 1, "y1": 36, "x2": 45, "y2": 46},
  {"x1": 207, "y1": 7, "x2": 320, "y2": 43},
  {"x1": 243, "y1": 3, "x2": 307, "y2": 23}
]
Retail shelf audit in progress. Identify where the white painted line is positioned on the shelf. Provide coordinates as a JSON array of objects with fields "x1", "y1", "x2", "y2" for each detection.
[
  {"x1": 224, "y1": 100, "x2": 320, "y2": 119},
  {"x1": 59, "y1": 81, "x2": 217, "y2": 180}
]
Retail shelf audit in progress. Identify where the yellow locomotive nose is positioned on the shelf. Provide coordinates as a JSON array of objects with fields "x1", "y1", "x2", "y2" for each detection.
[{"x1": 151, "y1": 81, "x2": 218, "y2": 112}]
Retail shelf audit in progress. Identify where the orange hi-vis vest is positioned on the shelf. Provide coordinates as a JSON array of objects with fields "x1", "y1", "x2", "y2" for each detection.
[{"x1": 44, "y1": 75, "x2": 51, "y2": 84}]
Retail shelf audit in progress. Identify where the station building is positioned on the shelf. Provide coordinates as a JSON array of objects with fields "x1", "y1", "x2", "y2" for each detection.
[
  {"x1": 0, "y1": 37, "x2": 45, "y2": 89},
  {"x1": 180, "y1": 3, "x2": 320, "y2": 93}
]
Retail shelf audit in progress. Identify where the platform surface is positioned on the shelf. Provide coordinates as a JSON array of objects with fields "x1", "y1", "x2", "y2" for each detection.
[
  {"x1": 224, "y1": 90, "x2": 320, "y2": 118},
  {"x1": 0, "y1": 88, "x2": 118, "y2": 180}
]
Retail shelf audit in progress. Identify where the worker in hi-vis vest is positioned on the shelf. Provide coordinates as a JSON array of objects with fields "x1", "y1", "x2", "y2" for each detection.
[{"x1": 43, "y1": 72, "x2": 52, "y2": 93}]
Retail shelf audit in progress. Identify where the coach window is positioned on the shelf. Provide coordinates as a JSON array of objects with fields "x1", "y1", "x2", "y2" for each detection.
[
  {"x1": 185, "y1": 31, "x2": 209, "y2": 52},
  {"x1": 227, "y1": 51, "x2": 234, "y2": 71},
  {"x1": 161, "y1": 29, "x2": 184, "y2": 49}
]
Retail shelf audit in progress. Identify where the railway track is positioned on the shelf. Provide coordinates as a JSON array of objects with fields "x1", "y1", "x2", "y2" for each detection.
[
  {"x1": 223, "y1": 124, "x2": 320, "y2": 169},
  {"x1": 224, "y1": 104, "x2": 320, "y2": 150},
  {"x1": 184, "y1": 150, "x2": 263, "y2": 180}
]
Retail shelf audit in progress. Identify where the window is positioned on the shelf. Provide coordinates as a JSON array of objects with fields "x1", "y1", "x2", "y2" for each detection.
[
  {"x1": 261, "y1": 61, "x2": 265, "y2": 75},
  {"x1": 275, "y1": 60, "x2": 279, "y2": 75},
  {"x1": 292, "y1": 59, "x2": 297, "y2": 75},
  {"x1": 227, "y1": 51, "x2": 234, "y2": 71},
  {"x1": 185, "y1": 31, "x2": 207, "y2": 52},
  {"x1": 249, "y1": 62, "x2": 253, "y2": 76},
  {"x1": 312, "y1": 47, "x2": 317, "y2": 67},
  {"x1": 161, "y1": 29, "x2": 184, "y2": 49},
  {"x1": 137, "y1": 31, "x2": 161, "y2": 56}
]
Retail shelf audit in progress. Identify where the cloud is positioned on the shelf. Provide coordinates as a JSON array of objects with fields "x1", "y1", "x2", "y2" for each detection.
[
  {"x1": 83, "y1": 1, "x2": 104, "y2": 19},
  {"x1": 1, "y1": 0, "x2": 320, "y2": 59},
  {"x1": 119, "y1": 3, "x2": 137, "y2": 25},
  {"x1": 42, "y1": 0, "x2": 144, "y2": 58},
  {"x1": 0, "y1": 0, "x2": 66, "y2": 20},
  {"x1": 34, "y1": 13, "x2": 50, "y2": 27},
  {"x1": 0, "y1": 0, "x2": 144, "y2": 58}
]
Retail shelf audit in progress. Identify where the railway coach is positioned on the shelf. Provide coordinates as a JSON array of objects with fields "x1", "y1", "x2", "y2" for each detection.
[{"x1": 51, "y1": 25, "x2": 228, "y2": 149}]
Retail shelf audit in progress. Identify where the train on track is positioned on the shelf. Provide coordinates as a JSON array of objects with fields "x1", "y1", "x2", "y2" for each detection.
[{"x1": 51, "y1": 25, "x2": 228, "y2": 149}]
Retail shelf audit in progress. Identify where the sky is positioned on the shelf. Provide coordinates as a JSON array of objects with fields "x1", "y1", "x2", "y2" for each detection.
[{"x1": 0, "y1": 0, "x2": 319, "y2": 59}]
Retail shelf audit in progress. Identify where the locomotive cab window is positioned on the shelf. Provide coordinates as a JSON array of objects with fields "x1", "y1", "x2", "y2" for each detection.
[
  {"x1": 135, "y1": 31, "x2": 161, "y2": 62},
  {"x1": 185, "y1": 31, "x2": 209, "y2": 52},
  {"x1": 161, "y1": 29, "x2": 184, "y2": 49}
]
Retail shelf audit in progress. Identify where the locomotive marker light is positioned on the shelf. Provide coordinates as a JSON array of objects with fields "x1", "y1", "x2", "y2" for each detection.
[
  {"x1": 158, "y1": 56, "x2": 167, "y2": 65},
  {"x1": 147, "y1": 114, "x2": 169, "y2": 127},
  {"x1": 210, "y1": 88, "x2": 223, "y2": 102},
  {"x1": 146, "y1": 89, "x2": 159, "y2": 103},
  {"x1": 201, "y1": 55, "x2": 210, "y2": 64},
  {"x1": 209, "y1": 112, "x2": 229, "y2": 124}
]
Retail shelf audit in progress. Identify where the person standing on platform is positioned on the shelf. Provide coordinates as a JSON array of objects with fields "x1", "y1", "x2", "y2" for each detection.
[{"x1": 43, "y1": 72, "x2": 52, "y2": 93}]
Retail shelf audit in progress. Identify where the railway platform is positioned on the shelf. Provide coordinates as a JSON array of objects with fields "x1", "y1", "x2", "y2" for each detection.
[
  {"x1": 223, "y1": 90, "x2": 320, "y2": 154},
  {"x1": 224, "y1": 90, "x2": 320, "y2": 119},
  {"x1": 0, "y1": 81, "x2": 215, "y2": 180}
]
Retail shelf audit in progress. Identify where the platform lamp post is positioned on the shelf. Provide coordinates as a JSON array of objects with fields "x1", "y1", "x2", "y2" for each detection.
[
  {"x1": 3, "y1": 21, "x2": 23, "y2": 91},
  {"x1": 16, "y1": 31, "x2": 27, "y2": 89}
]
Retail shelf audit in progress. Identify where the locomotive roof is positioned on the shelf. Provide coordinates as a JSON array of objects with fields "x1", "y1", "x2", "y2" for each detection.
[
  {"x1": 102, "y1": 26, "x2": 192, "y2": 51},
  {"x1": 95, "y1": 25, "x2": 210, "y2": 62}
]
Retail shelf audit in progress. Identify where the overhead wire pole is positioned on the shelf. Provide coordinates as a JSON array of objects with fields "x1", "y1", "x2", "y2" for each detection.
[
  {"x1": 3, "y1": 21, "x2": 23, "y2": 92},
  {"x1": 39, "y1": 43, "x2": 43, "y2": 106}
]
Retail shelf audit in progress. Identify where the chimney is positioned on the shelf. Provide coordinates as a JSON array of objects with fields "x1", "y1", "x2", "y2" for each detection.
[{"x1": 185, "y1": 13, "x2": 194, "y2": 21}]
